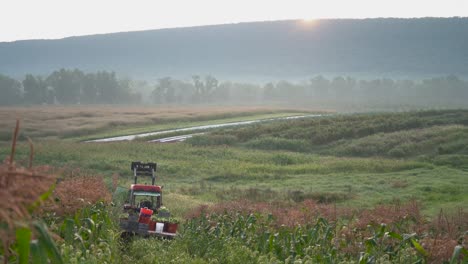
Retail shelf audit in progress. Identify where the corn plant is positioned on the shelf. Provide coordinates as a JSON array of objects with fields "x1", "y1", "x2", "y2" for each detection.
[
  {"x1": 58, "y1": 202, "x2": 120, "y2": 264},
  {"x1": 178, "y1": 211, "x2": 468, "y2": 263}
]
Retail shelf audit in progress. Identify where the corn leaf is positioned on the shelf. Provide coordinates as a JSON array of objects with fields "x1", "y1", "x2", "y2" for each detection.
[{"x1": 16, "y1": 227, "x2": 31, "y2": 264}]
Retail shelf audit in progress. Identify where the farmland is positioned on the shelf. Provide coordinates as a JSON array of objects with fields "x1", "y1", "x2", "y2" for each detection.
[
  {"x1": 1, "y1": 107, "x2": 467, "y2": 263},
  {"x1": 0, "y1": 105, "x2": 312, "y2": 141}
]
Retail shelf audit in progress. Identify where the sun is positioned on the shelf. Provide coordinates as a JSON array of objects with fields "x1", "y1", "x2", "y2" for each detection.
[
  {"x1": 300, "y1": 17, "x2": 319, "y2": 28},
  {"x1": 302, "y1": 17, "x2": 316, "y2": 22}
]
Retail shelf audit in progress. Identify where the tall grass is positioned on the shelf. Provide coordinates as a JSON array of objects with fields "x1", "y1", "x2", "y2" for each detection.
[
  {"x1": 327, "y1": 125, "x2": 468, "y2": 158},
  {"x1": 0, "y1": 121, "x2": 118, "y2": 264},
  {"x1": 190, "y1": 110, "x2": 468, "y2": 157},
  {"x1": 0, "y1": 121, "x2": 61, "y2": 263}
]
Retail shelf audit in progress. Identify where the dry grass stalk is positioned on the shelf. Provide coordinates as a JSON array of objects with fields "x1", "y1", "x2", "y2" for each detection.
[
  {"x1": 44, "y1": 175, "x2": 112, "y2": 216},
  {"x1": 112, "y1": 173, "x2": 119, "y2": 192},
  {"x1": 0, "y1": 120, "x2": 56, "y2": 261},
  {"x1": 186, "y1": 199, "x2": 352, "y2": 227}
]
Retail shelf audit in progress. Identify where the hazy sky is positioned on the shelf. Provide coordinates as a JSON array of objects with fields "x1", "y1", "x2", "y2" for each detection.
[{"x1": 1, "y1": 0, "x2": 467, "y2": 42}]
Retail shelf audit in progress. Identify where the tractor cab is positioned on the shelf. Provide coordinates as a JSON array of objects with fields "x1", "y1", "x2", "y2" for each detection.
[{"x1": 128, "y1": 184, "x2": 162, "y2": 211}]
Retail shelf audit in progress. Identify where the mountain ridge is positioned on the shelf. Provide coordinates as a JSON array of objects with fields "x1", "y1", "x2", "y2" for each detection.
[{"x1": 1, "y1": 18, "x2": 468, "y2": 80}]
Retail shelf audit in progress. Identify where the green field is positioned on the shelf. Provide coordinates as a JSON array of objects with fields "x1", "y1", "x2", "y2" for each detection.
[
  {"x1": 4, "y1": 109, "x2": 467, "y2": 212},
  {"x1": 1, "y1": 108, "x2": 467, "y2": 263}
]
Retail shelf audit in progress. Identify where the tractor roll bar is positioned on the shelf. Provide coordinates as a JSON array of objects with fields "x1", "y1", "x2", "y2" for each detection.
[{"x1": 131, "y1": 161, "x2": 157, "y2": 185}]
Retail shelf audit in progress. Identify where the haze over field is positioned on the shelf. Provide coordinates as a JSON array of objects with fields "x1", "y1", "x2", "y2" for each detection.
[
  {"x1": 1, "y1": 18, "x2": 468, "y2": 80},
  {"x1": 2, "y1": 17, "x2": 468, "y2": 110}
]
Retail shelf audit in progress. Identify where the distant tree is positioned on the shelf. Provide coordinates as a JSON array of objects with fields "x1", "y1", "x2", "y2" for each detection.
[
  {"x1": 330, "y1": 76, "x2": 347, "y2": 99},
  {"x1": 170, "y1": 79, "x2": 193, "y2": 103},
  {"x1": 230, "y1": 82, "x2": 260, "y2": 102},
  {"x1": 204, "y1": 75, "x2": 218, "y2": 100},
  {"x1": 151, "y1": 77, "x2": 173, "y2": 104},
  {"x1": 444, "y1": 75, "x2": 467, "y2": 101},
  {"x1": 23, "y1": 74, "x2": 47, "y2": 104},
  {"x1": 0, "y1": 74, "x2": 22, "y2": 105},
  {"x1": 212, "y1": 81, "x2": 231, "y2": 102},
  {"x1": 116, "y1": 78, "x2": 141, "y2": 104},
  {"x1": 395, "y1": 79, "x2": 416, "y2": 103},
  {"x1": 95, "y1": 71, "x2": 121, "y2": 103},
  {"x1": 46, "y1": 68, "x2": 83, "y2": 104},
  {"x1": 81, "y1": 73, "x2": 98, "y2": 104},
  {"x1": 151, "y1": 86, "x2": 164, "y2": 104},
  {"x1": 309, "y1": 75, "x2": 330, "y2": 100},
  {"x1": 191, "y1": 75, "x2": 203, "y2": 103},
  {"x1": 190, "y1": 75, "x2": 218, "y2": 103},
  {"x1": 276, "y1": 80, "x2": 296, "y2": 99},
  {"x1": 45, "y1": 87, "x2": 55, "y2": 104},
  {"x1": 262, "y1": 82, "x2": 275, "y2": 100}
]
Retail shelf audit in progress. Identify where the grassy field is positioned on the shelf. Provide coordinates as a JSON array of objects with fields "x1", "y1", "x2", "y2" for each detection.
[
  {"x1": 6, "y1": 141, "x2": 464, "y2": 213},
  {"x1": 1, "y1": 108, "x2": 467, "y2": 263},
  {"x1": 2, "y1": 109, "x2": 467, "y2": 214},
  {"x1": 0, "y1": 105, "x2": 313, "y2": 141}
]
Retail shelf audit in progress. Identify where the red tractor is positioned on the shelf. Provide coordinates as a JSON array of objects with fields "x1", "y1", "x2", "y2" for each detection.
[{"x1": 119, "y1": 162, "x2": 176, "y2": 238}]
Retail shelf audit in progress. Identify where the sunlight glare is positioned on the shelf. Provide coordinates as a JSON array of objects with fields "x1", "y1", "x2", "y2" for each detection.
[
  {"x1": 300, "y1": 17, "x2": 319, "y2": 28},
  {"x1": 302, "y1": 17, "x2": 316, "y2": 22}
]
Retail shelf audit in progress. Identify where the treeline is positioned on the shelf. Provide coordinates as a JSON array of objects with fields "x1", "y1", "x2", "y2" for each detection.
[
  {"x1": 1, "y1": 69, "x2": 468, "y2": 107},
  {"x1": 149, "y1": 75, "x2": 468, "y2": 107},
  {"x1": 0, "y1": 69, "x2": 140, "y2": 105},
  {"x1": 265, "y1": 75, "x2": 468, "y2": 107}
]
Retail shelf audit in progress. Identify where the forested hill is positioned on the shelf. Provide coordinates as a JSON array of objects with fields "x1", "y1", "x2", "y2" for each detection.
[{"x1": 1, "y1": 18, "x2": 468, "y2": 79}]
